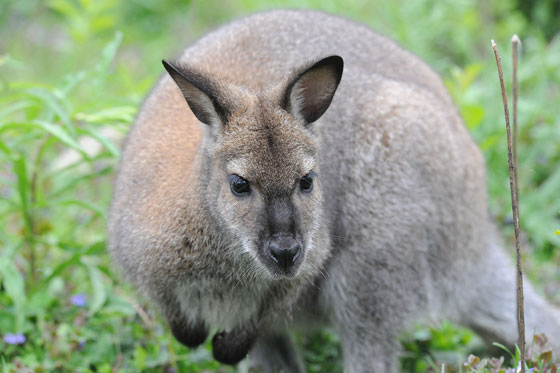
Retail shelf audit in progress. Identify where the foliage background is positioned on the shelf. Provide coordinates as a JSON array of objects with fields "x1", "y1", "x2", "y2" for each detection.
[{"x1": 1, "y1": 0, "x2": 559, "y2": 371}]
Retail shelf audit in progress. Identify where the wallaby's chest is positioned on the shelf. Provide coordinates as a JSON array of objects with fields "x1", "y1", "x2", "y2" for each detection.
[{"x1": 173, "y1": 271, "x2": 266, "y2": 330}]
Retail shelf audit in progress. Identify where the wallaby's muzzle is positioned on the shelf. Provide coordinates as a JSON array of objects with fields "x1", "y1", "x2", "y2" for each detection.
[
  {"x1": 266, "y1": 235, "x2": 302, "y2": 272},
  {"x1": 258, "y1": 196, "x2": 306, "y2": 278}
]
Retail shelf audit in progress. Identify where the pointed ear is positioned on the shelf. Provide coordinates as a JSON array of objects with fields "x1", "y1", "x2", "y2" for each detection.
[
  {"x1": 282, "y1": 55, "x2": 343, "y2": 124},
  {"x1": 162, "y1": 60, "x2": 227, "y2": 125}
]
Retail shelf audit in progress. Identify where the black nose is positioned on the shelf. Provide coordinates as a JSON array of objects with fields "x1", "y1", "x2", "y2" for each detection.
[{"x1": 267, "y1": 236, "x2": 301, "y2": 270}]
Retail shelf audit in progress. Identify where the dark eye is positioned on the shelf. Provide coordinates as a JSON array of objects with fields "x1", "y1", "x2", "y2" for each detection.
[
  {"x1": 228, "y1": 174, "x2": 251, "y2": 196},
  {"x1": 300, "y1": 171, "x2": 315, "y2": 193}
]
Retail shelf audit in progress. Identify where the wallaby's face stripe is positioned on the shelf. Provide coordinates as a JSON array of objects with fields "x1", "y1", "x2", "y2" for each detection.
[{"x1": 265, "y1": 197, "x2": 299, "y2": 237}]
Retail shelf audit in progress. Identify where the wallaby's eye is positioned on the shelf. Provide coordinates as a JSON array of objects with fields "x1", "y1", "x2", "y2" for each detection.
[
  {"x1": 228, "y1": 174, "x2": 251, "y2": 196},
  {"x1": 300, "y1": 171, "x2": 315, "y2": 193}
]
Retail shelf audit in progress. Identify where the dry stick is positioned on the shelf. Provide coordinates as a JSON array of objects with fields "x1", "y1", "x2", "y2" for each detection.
[
  {"x1": 491, "y1": 39, "x2": 525, "y2": 372},
  {"x1": 512, "y1": 35, "x2": 520, "y2": 207}
]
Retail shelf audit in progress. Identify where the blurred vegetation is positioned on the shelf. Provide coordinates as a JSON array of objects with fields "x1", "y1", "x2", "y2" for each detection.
[{"x1": 0, "y1": 0, "x2": 559, "y2": 371}]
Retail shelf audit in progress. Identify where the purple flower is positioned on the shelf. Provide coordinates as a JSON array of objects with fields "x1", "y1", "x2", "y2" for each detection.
[
  {"x1": 4, "y1": 333, "x2": 25, "y2": 345},
  {"x1": 506, "y1": 364, "x2": 534, "y2": 373},
  {"x1": 71, "y1": 293, "x2": 87, "y2": 307}
]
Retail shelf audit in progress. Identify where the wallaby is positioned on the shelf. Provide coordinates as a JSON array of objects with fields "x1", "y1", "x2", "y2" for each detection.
[{"x1": 108, "y1": 9, "x2": 560, "y2": 372}]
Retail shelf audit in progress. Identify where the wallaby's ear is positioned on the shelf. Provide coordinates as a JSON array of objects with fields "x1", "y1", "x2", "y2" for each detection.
[
  {"x1": 282, "y1": 55, "x2": 343, "y2": 124},
  {"x1": 162, "y1": 60, "x2": 227, "y2": 125}
]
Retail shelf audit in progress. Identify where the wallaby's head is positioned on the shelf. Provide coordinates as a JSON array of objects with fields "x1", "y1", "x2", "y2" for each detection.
[{"x1": 163, "y1": 56, "x2": 343, "y2": 279}]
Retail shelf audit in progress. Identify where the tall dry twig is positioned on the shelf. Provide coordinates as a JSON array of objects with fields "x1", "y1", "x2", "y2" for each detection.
[
  {"x1": 512, "y1": 35, "x2": 520, "y2": 206},
  {"x1": 491, "y1": 39, "x2": 525, "y2": 372}
]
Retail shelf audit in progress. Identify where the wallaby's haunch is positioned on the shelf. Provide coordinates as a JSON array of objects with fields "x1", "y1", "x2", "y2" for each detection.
[{"x1": 109, "y1": 10, "x2": 560, "y2": 372}]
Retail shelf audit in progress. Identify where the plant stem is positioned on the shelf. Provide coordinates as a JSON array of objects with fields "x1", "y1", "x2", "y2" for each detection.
[
  {"x1": 27, "y1": 136, "x2": 51, "y2": 286},
  {"x1": 512, "y1": 35, "x2": 520, "y2": 207},
  {"x1": 491, "y1": 39, "x2": 525, "y2": 372}
]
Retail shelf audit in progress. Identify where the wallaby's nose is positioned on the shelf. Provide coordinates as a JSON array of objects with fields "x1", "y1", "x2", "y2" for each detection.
[{"x1": 268, "y1": 236, "x2": 301, "y2": 270}]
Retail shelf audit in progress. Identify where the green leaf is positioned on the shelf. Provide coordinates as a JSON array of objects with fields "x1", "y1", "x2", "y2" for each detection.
[
  {"x1": 0, "y1": 139, "x2": 11, "y2": 155},
  {"x1": 480, "y1": 134, "x2": 499, "y2": 151},
  {"x1": 12, "y1": 154, "x2": 33, "y2": 234},
  {"x1": 93, "y1": 31, "x2": 123, "y2": 80},
  {"x1": 41, "y1": 256, "x2": 81, "y2": 290},
  {"x1": 85, "y1": 241, "x2": 107, "y2": 256},
  {"x1": 47, "y1": 199, "x2": 105, "y2": 217},
  {"x1": 58, "y1": 70, "x2": 88, "y2": 96},
  {"x1": 0, "y1": 100, "x2": 34, "y2": 122},
  {"x1": 74, "y1": 106, "x2": 136, "y2": 124},
  {"x1": 49, "y1": 165, "x2": 112, "y2": 198},
  {"x1": 33, "y1": 120, "x2": 84, "y2": 155},
  {"x1": 492, "y1": 342, "x2": 514, "y2": 359},
  {"x1": 47, "y1": 0, "x2": 80, "y2": 19},
  {"x1": 0, "y1": 121, "x2": 88, "y2": 159},
  {"x1": 84, "y1": 261, "x2": 107, "y2": 315},
  {"x1": 461, "y1": 105, "x2": 485, "y2": 130},
  {"x1": 77, "y1": 127, "x2": 120, "y2": 158},
  {"x1": 0, "y1": 257, "x2": 26, "y2": 331},
  {"x1": 514, "y1": 344, "x2": 521, "y2": 362},
  {"x1": 555, "y1": 229, "x2": 560, "y2": 235},
  {"x1": 26, "y1": 87, "x2": 73, "y2": 133},
  {"x1": 39, "y1": 241, "x2": 107, "y2": 290},
  {"x1": 133, "y1": 346, "x2": 148, "y2": 370}
]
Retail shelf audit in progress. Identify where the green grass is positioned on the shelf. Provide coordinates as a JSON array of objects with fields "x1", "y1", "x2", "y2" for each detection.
[{"x1": 1, "y1": 0, "x2": 559, "y2": 371}]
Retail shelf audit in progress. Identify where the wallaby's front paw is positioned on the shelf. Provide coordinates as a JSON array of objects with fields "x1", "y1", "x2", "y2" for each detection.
[
  {"x1": 212, "y1": 329, "x2": 256, "y2": 365},
  {"x1": 169, "y1": 318, "x2": 208, "y2": 348}
]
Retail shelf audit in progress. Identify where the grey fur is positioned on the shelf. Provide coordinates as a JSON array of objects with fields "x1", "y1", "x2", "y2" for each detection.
[{"x1": 108, "y1": 10, "x2": 560, "y2": 372}]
